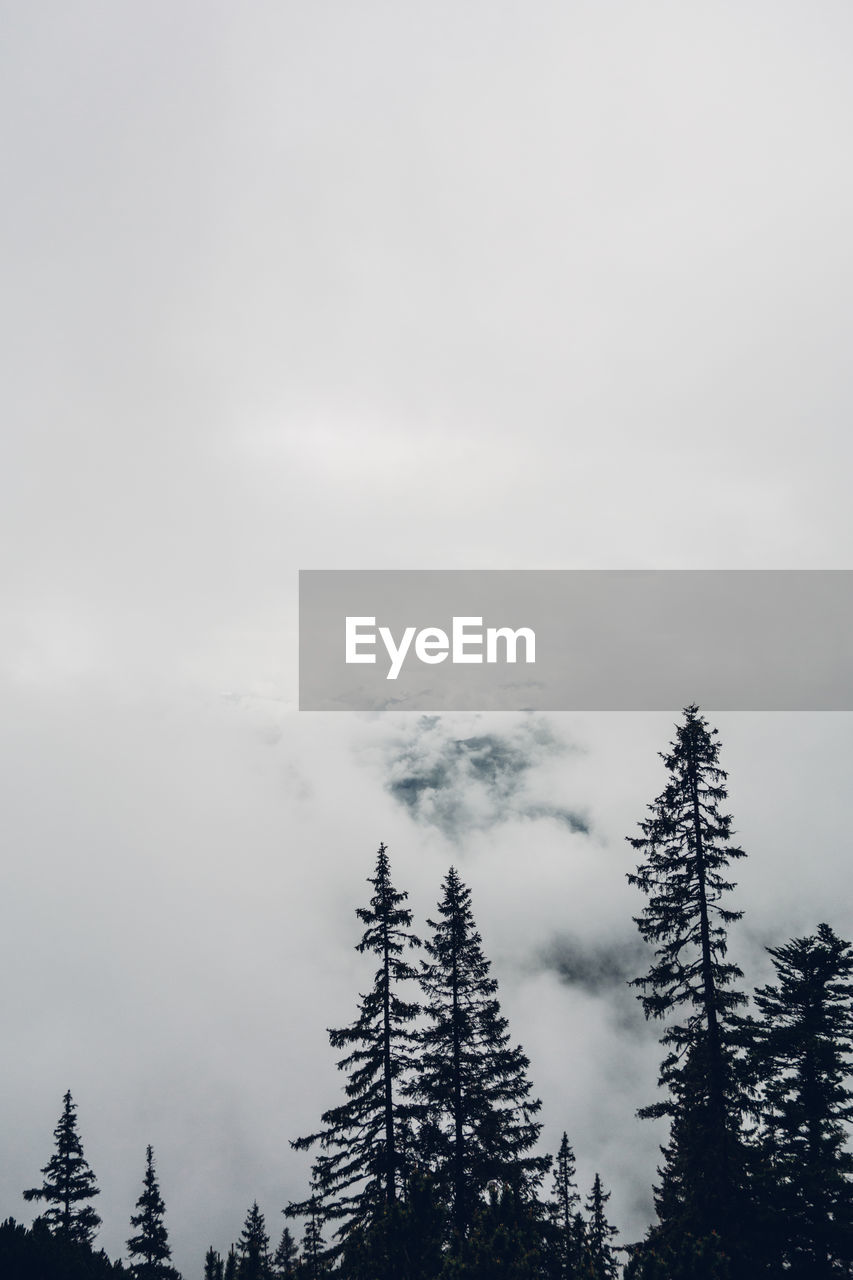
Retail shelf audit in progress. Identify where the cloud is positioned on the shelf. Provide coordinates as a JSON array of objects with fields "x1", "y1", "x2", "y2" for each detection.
[
  {"x1": 383, "y1": 714, "x2": 589, "y2": 840},
  {"x1": 537, "y1": 934, "x2": 648, "y2": 1000}
]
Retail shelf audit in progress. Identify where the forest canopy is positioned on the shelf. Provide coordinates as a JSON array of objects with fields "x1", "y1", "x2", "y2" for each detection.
[{"x1": 8, "y1": 709, "x2": 853, "y2": 1280}]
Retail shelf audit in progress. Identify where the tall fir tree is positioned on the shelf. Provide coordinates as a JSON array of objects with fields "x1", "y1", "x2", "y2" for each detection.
[
  {"x1": 127, "y1": 1146, "x2": 179, "y2": 1279},
  {"x1": 413, "y1": 867, "x2": 549, "y2": 1240},
  {"x1": 272, "y1": 1226, "x2": 298, "y2": 1279},
  {"x1": 204, "y1": 1247, "x2": 225, "y2": 1280},
  {"x1": 584, "y1": 1174, "x2": 618, "y2": 1280},
  {"x1": 626, "y1": 706, "x2": 748, "y2": 1262},
  {"x1": 223, "y1": 1247, "x2": 238, "y2": 1280},
  {"x1": 298, "y1": 1195, "x2": 327, "y2": 1279},
  {"x1": 749, "y1": 923, "x2": 853, "y2": 1278},
  {"x1": 287, "y1": 844, "x2": 420, "y2": 1254},
  {"x1": 23, "y1": 1090, "x2": 101, "y2": 1247},
  {"x1": 547, "y1": 1133, "x2": 581, "y2": 1279},
  {"x1": 237, "y1": 1203, "x2": 270, "y2": 1280}
]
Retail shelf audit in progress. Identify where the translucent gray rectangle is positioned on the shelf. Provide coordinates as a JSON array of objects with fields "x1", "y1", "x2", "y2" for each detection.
[{"x1": 298, "y1": 570, "x2": 853, "y2": 711}]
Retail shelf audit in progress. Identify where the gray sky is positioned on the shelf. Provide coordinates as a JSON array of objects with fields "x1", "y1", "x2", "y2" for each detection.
[{"x1": 2, "y1": 3, "x2": 853, "y2": 1274}]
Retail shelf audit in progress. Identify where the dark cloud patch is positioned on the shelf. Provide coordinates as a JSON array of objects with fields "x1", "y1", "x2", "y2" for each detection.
[
  {"x1": 538, "y1": 934, "x2": 649, "y2": 998},
  {"x1": 535, "y1": 933, "x2": 658, "y2": 1042},
  {"x1": 384, "y1": 715, "x2": 589, "y2": 839},
  {"x1": 523, "y1": 803, "x2": 589, "y2": 833}
]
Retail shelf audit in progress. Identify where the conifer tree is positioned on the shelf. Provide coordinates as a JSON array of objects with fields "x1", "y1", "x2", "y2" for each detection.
[
  {"x1": 23, "y1": 1090, "x2": 102, "y2": 1247},
  {"x1": 569, "y1": 1212, "x2": 588, "y2": 1278},
  {"x1": 584, "y1": 1174, "x2": 618, "y2": 1280},
  {"x1": 223, "y1": 1247, "x2": 238, "y2": 1280},
  {"x1": 548, "y1": 1133, "x2": 581, "y2": 1278},
  {"x1": 204, "y1": 1247, "x2": 224, "y2": 1280},
  {"x1": 749, "y1": 923, "x2": 853, "y2": 1278},
  {"x1": 272, "y1": 1226, "x2": 298, "y2": 1279},
  {"x1": 444, "y1": 1182, "x2": 547, "y2": 1278},
  {"x1": 237, "y1": 1203, "x2": 270, "y2": 1280},
  {"x1": 287, "y1": 844, "x2": 420, "y2": 1250},
  {"x1": 627, "y1": 706, "x2": 748, "y2": 1254},
  {"x1": 127, "y1": 1146, "x2": 179, "y2": 1279},
  {"x1": 413, "y1": 867, "x2": 549, "y2": 1239},
  {"x1": 298, "y1": 1195, "x2": 327, "y2": 1279}
]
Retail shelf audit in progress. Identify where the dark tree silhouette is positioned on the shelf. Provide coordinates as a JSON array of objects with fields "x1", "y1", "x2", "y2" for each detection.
[
  {"x1": 0, "y1": 1216, "x2": 125, "y2": 1280},
  {"x1": 223, "y1": 1247, "x2": 238, "y2": 1280},
  {"x1": 272, "y1": 1226, "x2": 298, "y2": 1279},
  {"x1": 298, "y1": 1195, "x2": 327, "y2": 1278},
  {"x1": 393, "y1": 1168, "x2": 446, "y2": 1280},
  {"x1": 443, "y1": 1183, "x2": 547, "y2": 1278},
  {"x1": 127, "y1": 1146, "x2": 179, "y2": 1279},
  {"x1": 23, "y1": 1090, "x2": 102, "y2": 1247},
  {"x1": 749, "y1": 923, "x2": 853, "y2": 1278},
  {"x1": 237, "y1": 1203, "x2": 270, "y2": 1280},
  {"x1": 627, "y1": 706, "x2": 748, "y2": 1259},
  {"x1": 287, "y1": 843, "x2": 420, "y2": 1253},
  {"x1": 568, "y1": 1213, "x2": 588, "y2": 1279},
  {"x1": 584, "y1": 1173, "x2": 618, "y2": 1280},
  {"x1": 413, "y1": 866, "x2": 549, "y2": 1239},
  {"x1": 204, "y1": 1247, "x2": 224, "y2": 1280},
  {"x1": 547, "y1": 1132, "x2": 581, "y2": 1279}
]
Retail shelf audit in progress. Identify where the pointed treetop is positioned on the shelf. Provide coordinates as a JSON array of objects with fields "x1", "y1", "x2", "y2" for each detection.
[
  {"x1": 127, "y1": 1144, "x2": 176, "y2": 1277},
  {"x1": 287, "y1": 843, "x2": 421, "y2": 1245},
  {"x1": 551, "y1": 1131, "x2": 580, "y2": 1222},
  {"x1": 23, "y1": 1090, "x2": 101, "y2": 1247},
  {"x1": 273, "y1": 1224, "x2": 299, "y2": 1278},
  {"x1": 416, "y1": 866, "x2": 549, "y2": 1235},
  {"x1": 585, "y1": 1173, "x2": 619, "y2": 1279},
  {"x1": 355, "y1": 841, "x2": 421, "y2": 958}
]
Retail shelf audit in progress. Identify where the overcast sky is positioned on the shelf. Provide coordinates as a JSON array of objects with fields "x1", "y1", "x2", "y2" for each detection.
[{"x1": 2, "y1": 3, "x2": 853, "y2": 1274}]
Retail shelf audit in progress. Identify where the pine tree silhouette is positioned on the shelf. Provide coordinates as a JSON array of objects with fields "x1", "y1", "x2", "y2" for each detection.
[
  {"x1": 237, "y1": 1203, "x2": 270, "y2": 1280},
  {"x1": 0, "y1": 1216, "x2": 126, "y2": 1278},
  {"x1": 547, "y1": 1133, "x2": 581, "y2": 1279},
  {"x1": 627, "y1": 706, "x2": 748, "y2": 1259},
  {"x1": 413, "y1": 866, "x2": 549, "y2": 1239},
  {"x1": 448, "y1": 1181, "x2": 547, "y2": 1278},
  {"x1": 584, "y1": 1173, "x2": 618, "y2": 1280},
  {"x1": 204, "y1": 1247, "x2": 225, "y2": 1280},
  {"x1": 287, "y1": 843, "x2": 420, "y2": 1253},
  {"x1": 749, "y1": 923, "x2": 853, "y2": 1278},
  {"x1": 545, "y1": 1136, "x2": 584, "y2": 1274},
  {"x1": 568, "y1": 1212, "x2": 588, "y2": 1279},
  {"x1": 299, "y1": 1195, "x2": 327, "y2": 1278},
  {"x1": 272, "y1": 1225, "x2": 298, "y2": 1278},
  {"x1": 127, "y1": 1145, "x2": 179, "y2": 1279},
  {"x1": 23, "y1": 1090, "x2": 102, "y2": 1247}
]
